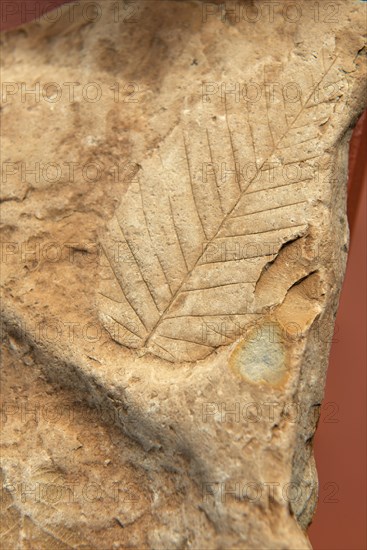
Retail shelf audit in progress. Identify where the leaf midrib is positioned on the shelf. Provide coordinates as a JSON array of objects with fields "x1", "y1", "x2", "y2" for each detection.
[{"x1": 140, "y1": 57, "x2": 337, "y2": 349}]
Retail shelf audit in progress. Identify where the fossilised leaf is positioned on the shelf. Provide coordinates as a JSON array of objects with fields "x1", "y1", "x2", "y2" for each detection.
[
  {"x1": 98, "y1": 55, "x2": 346, "y2": 362},
  {"x1": 0, "y1": 472, "x2": 93, "y2": 550}
]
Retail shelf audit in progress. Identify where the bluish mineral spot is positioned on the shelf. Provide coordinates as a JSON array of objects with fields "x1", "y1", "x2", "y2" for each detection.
[{"x1": 230, "y1": 323, "x2": 287, "y2": 385}]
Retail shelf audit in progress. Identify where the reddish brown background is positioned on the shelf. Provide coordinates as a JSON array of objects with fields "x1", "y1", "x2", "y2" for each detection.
[
  {"x1": 1, "y1": 2, "x2": 366, "y2": 549},
  {"x1": 308, "y1": 111, "x2": 367, "y2": 550}
]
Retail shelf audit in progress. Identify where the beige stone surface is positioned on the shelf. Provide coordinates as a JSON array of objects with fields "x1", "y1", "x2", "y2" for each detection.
[{"x1": 1, "y1": 1, "x2": 366, "y2": 548}]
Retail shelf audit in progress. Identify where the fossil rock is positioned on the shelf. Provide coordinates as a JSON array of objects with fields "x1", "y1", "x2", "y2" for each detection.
[{"x1": 1, "y1": 1, "x2": 366, "y2": 548}]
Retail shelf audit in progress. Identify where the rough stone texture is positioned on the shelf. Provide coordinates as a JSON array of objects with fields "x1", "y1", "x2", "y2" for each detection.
[{"x1": 0, "y1": 1, "x2": 366, "y2": 548}]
